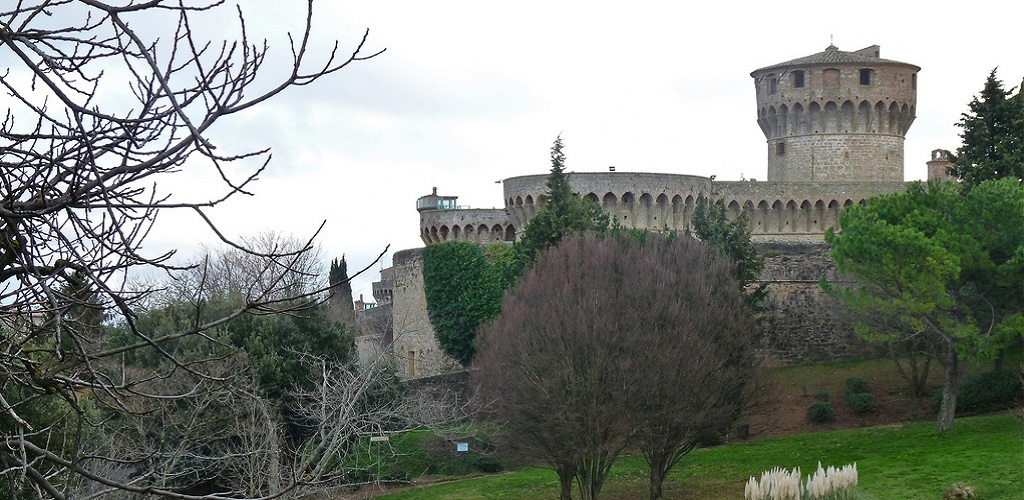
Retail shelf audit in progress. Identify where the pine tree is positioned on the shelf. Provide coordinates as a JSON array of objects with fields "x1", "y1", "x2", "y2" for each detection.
[{"x1": 951, "y1": 69, "x2": 1024, "y2": 186}]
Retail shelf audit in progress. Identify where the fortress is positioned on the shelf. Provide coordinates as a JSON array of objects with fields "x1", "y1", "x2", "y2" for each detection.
[{"x1": 358, "y1": 45, "x2": 950, "y2": 377}]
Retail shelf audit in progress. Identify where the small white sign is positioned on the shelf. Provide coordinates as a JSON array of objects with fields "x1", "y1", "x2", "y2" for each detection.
[
  {"x1": 456, "y1": 442, "x2": 469, "y2": 452},
  {"x1": 370, "y1": 436, "x2": 389, "y2": 442}
]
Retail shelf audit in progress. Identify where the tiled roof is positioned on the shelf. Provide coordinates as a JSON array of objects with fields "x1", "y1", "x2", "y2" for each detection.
[{"x1": 752, "y1": 45, "x2": 919, "y2": 75}]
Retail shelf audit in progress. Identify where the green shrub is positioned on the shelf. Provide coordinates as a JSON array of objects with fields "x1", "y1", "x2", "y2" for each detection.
[
  {"x1": 807, "y1": 402, "x2": 835, "y2": 422},
  {"x1": 814, "y1": 390, "x2": 830, "y2": 401},
  {"x1": 845, "y1": 391, "x2": 876, "y2": 414},
  {"x1": 845, "y1": 377, "x2": 870, "y2": 394},
  {"x1": 934, "y1": 370, "x2": 1024, "y2": 415}
]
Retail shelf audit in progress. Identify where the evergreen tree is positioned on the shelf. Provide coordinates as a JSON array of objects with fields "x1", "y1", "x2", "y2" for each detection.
[
  {"x1": 329, "y1": 256, "x2": 355, "y2": 323},
  {"x1": 824, "y1": 178, "x2": 1024, "y2": 431},
  {"x1": 950, "y1": 69, "x2": 1024, "y2": 186},
  {"x1": 514, "y1": 136, "x2": 609, "y2": 270},
  {"x1": 690, "y1": 197, "x2": 766, "y2": 308}
]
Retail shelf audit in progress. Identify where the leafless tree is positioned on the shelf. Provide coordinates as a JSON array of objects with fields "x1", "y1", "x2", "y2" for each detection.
[
  {"x1": 621, "y1": 236, "x2": 762, "y2": 500},
  {"x1": 0, "y1": 0, "x2": 383, "y2": 497},
  {"x1": 472, "y1": 234, "x2": 763, "y2": 500}
]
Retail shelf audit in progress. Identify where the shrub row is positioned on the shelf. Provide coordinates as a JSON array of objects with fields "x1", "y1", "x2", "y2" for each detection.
[
  {"x1": 934, "y1": 370, "x2": 1023, "y2": 415},
  {"x1": 807, "y1": 377, "x2": 877, "y2": 422}
]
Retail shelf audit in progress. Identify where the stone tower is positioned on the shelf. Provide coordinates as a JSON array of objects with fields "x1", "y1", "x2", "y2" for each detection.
[
  {"x1": 751, "y1": 45, "x2": 920, "y2": 183},
  {"x1": 926, "y1": 149, "x2": 955, "y2": 180}
]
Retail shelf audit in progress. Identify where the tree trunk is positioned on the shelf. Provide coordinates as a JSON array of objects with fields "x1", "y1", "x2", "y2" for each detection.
[
  {"x1": 937, "y1": 347, "x2": 961, "y2": 431},
  {"x1": 649, "y1": 464, "x2": 666, "y2": 500},
  {"x1": 556, "y1": 464, "x2": 575, "y2": 500}
]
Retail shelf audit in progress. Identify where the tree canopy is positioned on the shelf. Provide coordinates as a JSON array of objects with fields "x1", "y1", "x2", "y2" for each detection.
[
  {"x1": 0, "y1": 1, "x2": 382, "y2": 496},
  {"x1": 950, "y1": 69, "x2": 1024, "y2": 186},
  {"x1": 825, "y1": 178, "x2": 1024, "y2": 431},
  {"x1": 473, "y1": 233, "x2": 760, "y2": 500},
  {"x1": 690, "y1": 197, "x2": 766, "y2": 308}
]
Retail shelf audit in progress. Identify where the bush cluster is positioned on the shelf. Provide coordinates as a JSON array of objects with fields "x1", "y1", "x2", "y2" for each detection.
[
  {"x1": 806, "y1": 402, "x2": 835, "y2": 423},
  {"x1": 844, "y1": 377, "x2": 876, "y2": 415},
  {"x1": 934, "y1": 371, "x2": 1023, "y2": 415},
  {"x1": 845, "y1": 377, "x2": 870, "y2": 394},
  {"x1": 845, "y1": 392, "x2": 877, "y2": 415}
]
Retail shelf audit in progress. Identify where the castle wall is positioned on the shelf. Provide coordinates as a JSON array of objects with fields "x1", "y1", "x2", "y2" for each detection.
[
  {"x1": 715, "y1": 180, "x2": 905, "y2": 241},
  {"x1": 382, "y1": 240, "x2": 881, "y2": 378},
  {"x1": 355, "y1": 303, "x2": 392, "y2": 368},
  {"x1": 390, "y1": 249, "x2": 460, "y2": 378},
  {"x1": 419, "y1": 208, "x2": 514, "y2": 245},
  {"x1": 766, "y1": 134, "x2": 905, "y2": 182},
  {"x1": 757, "y1": 242, "x2": 883, "y2": 364},
  {"x1": 420, "y1": 176, "x2": 906, "y2": 245}
]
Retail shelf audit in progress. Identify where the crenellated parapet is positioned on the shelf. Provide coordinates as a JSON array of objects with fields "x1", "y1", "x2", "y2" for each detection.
[
  {"x1": 503, "y1": 172, "x2": 713, "y2": 232},
  {"x1": 713, "y1": 180, "x2": 906, "y2": 241},
  {"x1": 419, "y1": 208, "x2": 516, "y2": 245},
  {"x1": 419, "y1": 174, "x2": 907, "y2": 245}
]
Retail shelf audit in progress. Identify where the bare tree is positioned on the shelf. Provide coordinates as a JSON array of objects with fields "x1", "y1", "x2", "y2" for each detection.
[
  {"x1": 0, "y1": 0, "x2": 382, "y2": 496},
  {"x1": 623, "y1": 236, "x2": 761, "y2": 500},
  {"x1": 472, "y1": 234, "x2": 762, "y2": 500}
]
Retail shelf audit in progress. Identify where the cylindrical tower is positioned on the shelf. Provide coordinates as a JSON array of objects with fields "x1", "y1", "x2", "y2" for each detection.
[{"x1": 751, "y1": 45, "x2": 919, "y2": 183}]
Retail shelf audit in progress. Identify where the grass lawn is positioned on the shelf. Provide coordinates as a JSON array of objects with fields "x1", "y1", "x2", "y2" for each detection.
[{"x1": 379, "y1": 414, "x2": 1023, "y2": 499}]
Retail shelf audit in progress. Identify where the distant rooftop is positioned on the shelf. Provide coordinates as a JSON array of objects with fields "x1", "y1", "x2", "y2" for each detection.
[{"x1": 752, "y1": 45, "x2": 920, "y2": 75}]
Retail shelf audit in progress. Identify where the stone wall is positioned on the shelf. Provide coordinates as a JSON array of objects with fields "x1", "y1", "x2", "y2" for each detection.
[
  {"x1": 418, "y1": 173, "x2": 907, "y2": 245},
  {"x1": 355, "y1": 302, "x2": 392, "y2": 368},
  {"x1": 766, "y1": 134, "x2": 906, "y2": 183},
  {"x1": 419, "y1": 208, "x2": 514, "y2": 245},
  {"x1": 756, "y1": 241, "x2": 883, "y2": 364},
  {"x1": 390, "y1": 248, "x2": 460, "y2": 378},
  {"x1": 379, "y1": 240, "x2": 882, "y2": 379}
]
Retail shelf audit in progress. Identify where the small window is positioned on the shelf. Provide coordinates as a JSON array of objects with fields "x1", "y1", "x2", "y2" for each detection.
[
  {"x1": 859, "y1": 68, "x2": 873, "y2": 85},
  {"x1": 769, "y1": 77, "x2": 778, "y2": 94},
  {"x1": 776, "y1": 143, "x2": 785, "y2": 155},
  {"x1": 793, "y1": 70, "x2": 805, "y2": 88},
  {"x1": 912, "y1": 73, "x2": 917, "y2": 89}
]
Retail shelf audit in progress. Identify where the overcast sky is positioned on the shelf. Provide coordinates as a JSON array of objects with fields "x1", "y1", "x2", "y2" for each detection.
[{"x1": 134, "y1": 1, "x2": 1024, "y2": 300}]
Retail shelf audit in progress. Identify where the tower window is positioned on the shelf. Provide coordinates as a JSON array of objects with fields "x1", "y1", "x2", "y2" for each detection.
[
  {"x1": 912, "y1": 73, "x2": 917, "y2": 89},
  {"x1": 776, "y1": 142, "x2": 785, "y2": 155},
  {"x1": 859, "y1": 68, "x2": 873, "y2": 85},
  {"x1": 769, "y1": 77, "x2": 778, "y2": 94},
  {"x1": 793, "y1": 70, "x2": 805, "y2": 88}
]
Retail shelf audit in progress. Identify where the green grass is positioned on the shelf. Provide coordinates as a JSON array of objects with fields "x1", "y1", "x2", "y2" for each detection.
[
  {"x1": 342, "y1": 426, "x2": 504, "y2": 483},
  {"x1": 381, "y1": 414, "x2": 1023, "y2": 499}
]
